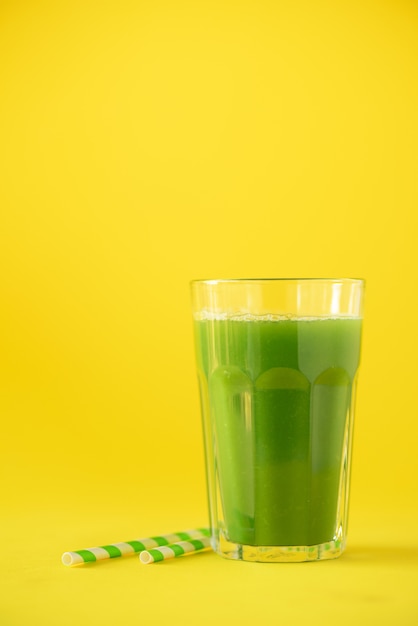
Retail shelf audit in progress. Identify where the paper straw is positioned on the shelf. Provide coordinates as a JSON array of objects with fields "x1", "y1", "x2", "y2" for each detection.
[
  {"x1": 62, "y1": 528, "x2": 210, "y2": 567},
  {"x1": 139, "y1": 536, "x2": 212, "y2": 564}
]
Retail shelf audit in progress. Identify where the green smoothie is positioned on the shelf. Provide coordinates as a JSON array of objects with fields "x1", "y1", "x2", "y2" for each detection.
[{"x1": 194, "y1": 316, "x2": 362, "y2": 547}]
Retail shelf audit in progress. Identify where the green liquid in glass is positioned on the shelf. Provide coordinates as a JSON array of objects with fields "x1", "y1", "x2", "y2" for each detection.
[{"x1": 195, "y1": 317, "x2": 362, "y2": 547}]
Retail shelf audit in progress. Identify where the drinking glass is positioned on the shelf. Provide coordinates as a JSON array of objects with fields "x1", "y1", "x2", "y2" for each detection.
[{"x1": 191, "y1": 278, "x2": 364, "y2": 562}]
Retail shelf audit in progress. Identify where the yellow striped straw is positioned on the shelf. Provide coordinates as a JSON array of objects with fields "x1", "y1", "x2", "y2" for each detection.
[
  {"x1": 62, "y1": 528, "x2": 210, "y2": 566},
  {"x1": 139, "y1": 536, "x2": 212, "y2": 564}
]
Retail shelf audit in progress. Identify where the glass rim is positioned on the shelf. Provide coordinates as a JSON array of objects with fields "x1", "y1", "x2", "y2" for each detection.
[{"x1": 191, "y1": 277, "x2": 365, "y2": 286}]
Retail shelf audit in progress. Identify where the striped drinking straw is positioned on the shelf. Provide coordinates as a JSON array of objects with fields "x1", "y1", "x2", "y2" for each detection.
[
  {"x1": 140, "y1": 536, "x2": 212, "y2": 564},
  {"x1": 62, "y1": 528, "x2": 211, "y2": 566}
]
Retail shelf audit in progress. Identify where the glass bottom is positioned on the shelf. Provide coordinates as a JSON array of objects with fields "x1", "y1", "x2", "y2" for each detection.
[{"x1": 213, "y1": 533, "x2": 345, "y2": 563}]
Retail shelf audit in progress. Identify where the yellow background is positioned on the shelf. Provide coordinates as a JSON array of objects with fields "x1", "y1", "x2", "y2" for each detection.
[{"x1": 1, "y1": 0, "x2": 417, "y2": 624}]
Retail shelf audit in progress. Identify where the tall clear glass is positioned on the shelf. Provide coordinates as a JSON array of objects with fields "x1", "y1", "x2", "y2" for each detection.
[{"x1": 191, "y1": 278, "x2": 364, "y2": 562}]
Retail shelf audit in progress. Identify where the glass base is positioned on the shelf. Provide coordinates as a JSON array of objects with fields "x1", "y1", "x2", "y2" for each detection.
[{"x1": 214, "y1": 533, "x2": 345, "y2": 563}]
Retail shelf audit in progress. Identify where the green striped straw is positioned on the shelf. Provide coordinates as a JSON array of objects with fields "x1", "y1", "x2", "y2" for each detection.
[
  {"x1": 139, "y1": 536, "x2": 212, "y2": 564},
  {"x1": 61, "y1": 528, "x2": 211, "y2": 566}
]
